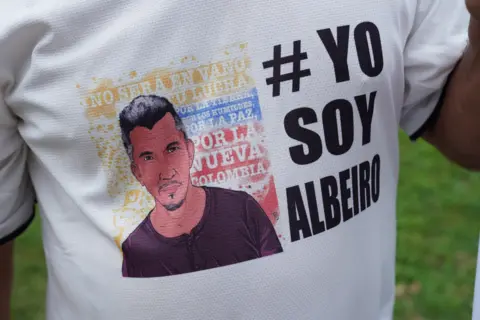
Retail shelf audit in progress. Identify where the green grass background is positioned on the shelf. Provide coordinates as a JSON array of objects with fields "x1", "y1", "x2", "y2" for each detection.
[{"x1": 11, "y1": 133, "x2": 480, "y2": 320}]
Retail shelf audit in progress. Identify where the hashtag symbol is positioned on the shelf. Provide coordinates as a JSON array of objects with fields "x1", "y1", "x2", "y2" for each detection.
[{"x1": 262, "y1": 40, "x2": 311, "y2": 97}]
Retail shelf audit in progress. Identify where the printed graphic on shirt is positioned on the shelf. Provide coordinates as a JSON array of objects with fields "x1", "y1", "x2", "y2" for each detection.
[
  {"x1": 77, "y1": 20, "x2": 388, "y2": 275},
  {"x1": 257, "y1": 22, "x2": 385, "y2": 243},
  {"x1": 78, "y1": 42, "x2": 285, "y2": 277},
  {"x1": 118, "y1": 95, "x2": 283, "y2": 277}
]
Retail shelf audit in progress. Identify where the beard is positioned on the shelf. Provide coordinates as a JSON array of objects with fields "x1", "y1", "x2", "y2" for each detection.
[{"x1": 163, "y1": 198, "x2": 185, "y2": 211}]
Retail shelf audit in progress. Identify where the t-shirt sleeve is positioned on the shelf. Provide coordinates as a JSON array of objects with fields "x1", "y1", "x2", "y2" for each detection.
[
  {"x1": 0, "y1": 88, "x2": 35, "y2": 245},
  {"x1": 400, "y1": 0, "x2": 469, "y2": 139}
]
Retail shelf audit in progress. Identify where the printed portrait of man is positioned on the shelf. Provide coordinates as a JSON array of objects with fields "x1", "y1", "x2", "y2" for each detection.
[{"x1": 118, "y1": 95, "x2": 283, "y2": 278}]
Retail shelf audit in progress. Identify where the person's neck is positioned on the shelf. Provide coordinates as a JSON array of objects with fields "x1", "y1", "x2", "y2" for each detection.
[{"x1": 150, "y1": 185, "x2": 206, "y2": 237}]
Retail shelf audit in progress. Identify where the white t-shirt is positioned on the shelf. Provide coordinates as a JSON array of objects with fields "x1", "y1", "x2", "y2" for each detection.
[
  {"x1": 474, "y1": 236, "x2": 480, "y2": 320},
  {"x1": 0, "y1": 1, "x2": 469, "y2": 319}
]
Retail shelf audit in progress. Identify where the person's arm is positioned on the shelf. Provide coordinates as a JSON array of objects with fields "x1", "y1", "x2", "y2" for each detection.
[
  {"x1": 121, "y1": 242, "x2": 131, "y2": 277},
  {"x1": 422, "y1": 5, "x2": 480, "y2": 170},
  {"x1": 0, "y1": 110, "x2": 35, "y2": 320},
  {"x1": 244, "y1": 195, "x2": 283, "y2": 256},
  {"x1": 399, "y1": 1, "x2": 475, "y2": 166},
  {"x1": 0, "y1": 10, "x2": 37, "y2": 319},
  {"x1": 0, "y1": 242, "x2": 13, "y2": 320}
]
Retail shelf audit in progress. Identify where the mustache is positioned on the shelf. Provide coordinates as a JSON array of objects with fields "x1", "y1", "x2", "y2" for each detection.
[{"x1": 158, "y1": 181, "x2": 182, "y2": 190}]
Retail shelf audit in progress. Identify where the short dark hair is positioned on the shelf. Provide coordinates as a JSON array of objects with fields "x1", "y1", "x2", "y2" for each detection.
[{"x1": 119, "y1": 95, "x2": 187, "y2": 161}]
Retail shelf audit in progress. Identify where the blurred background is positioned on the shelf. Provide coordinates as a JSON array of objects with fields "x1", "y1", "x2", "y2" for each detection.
[{"x1": 11, "y1": 132, "x2": 480, "y2": 320}]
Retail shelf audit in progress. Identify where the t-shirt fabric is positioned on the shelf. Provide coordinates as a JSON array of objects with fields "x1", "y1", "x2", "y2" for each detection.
[
  {"x1": 474, "y1": 236, "x2": 480, "y2": 320},
  {"x1": 0, "y1": 1, "x2": 469, "y2": 319},
  {"x1": 122, "y1": 186, "x2": 283, "y2": 278}
]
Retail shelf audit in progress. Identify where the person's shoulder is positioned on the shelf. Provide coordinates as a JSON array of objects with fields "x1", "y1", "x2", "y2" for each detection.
[
  {"x1": 205, "y1": 186, "x2": 262, "y2": 212},
  {"x1": 121, "y1": 217, "x2": 152, "y2": 252},
  {"x1": 205, "y1": 186, "x2": 253, "y2": 202}
]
